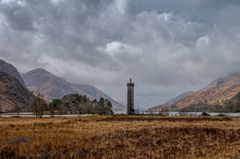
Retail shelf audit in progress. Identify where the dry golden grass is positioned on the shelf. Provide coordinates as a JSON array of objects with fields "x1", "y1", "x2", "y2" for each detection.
[{"x1": 0, "y1": 116, "x2": 240, "y2": 159}]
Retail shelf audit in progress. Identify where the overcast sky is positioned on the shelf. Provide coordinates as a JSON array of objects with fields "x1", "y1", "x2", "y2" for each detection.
[{"x1": 1, "y1": 0, "x2": 240, "y2": 109}]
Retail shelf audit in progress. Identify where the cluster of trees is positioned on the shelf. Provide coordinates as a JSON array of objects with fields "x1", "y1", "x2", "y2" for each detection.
[{"x1": 33, "y1": 94, "x2": 114, "y2": 117}]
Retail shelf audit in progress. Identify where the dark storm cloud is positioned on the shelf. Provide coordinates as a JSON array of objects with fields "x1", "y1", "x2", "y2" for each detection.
[
  {"x1": 0, "y1": 0, "x2": 240, "y2": 109},
  {"x1": 0, "y1": 1, "x2": 34, "y2": 31}
]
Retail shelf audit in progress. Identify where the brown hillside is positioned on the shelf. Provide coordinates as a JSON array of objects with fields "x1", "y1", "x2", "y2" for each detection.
[
  {"x1": 0, "y1": 59, "x2": 25, "y2": 86},
  {"x1": 0, "y1": 71, "x2": 33, "y2": 112},
  {"x1": 176, "y1": 72, "x2": 240, "y2": 108}
]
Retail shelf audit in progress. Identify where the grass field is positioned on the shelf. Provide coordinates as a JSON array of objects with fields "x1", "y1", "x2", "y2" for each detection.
[{"x1": 1, "y1": 116, "x2": 240, "y2": 159}]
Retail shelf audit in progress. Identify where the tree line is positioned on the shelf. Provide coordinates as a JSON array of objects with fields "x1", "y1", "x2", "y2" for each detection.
[{"x1": 32, "y1": 94, "x2": 114, "y2": 117}]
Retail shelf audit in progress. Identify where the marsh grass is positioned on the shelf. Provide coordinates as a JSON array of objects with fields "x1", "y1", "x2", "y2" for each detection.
[{"x1": 0, "y1": 116, "x2": 240, "y2": 159}]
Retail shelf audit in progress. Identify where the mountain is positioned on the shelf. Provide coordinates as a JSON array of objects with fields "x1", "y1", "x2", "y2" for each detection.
[
  {"x1": 0, "y1": 71, "x2": 33, "y2": 112},
  {"x1": 23, "y1": 68, "x2": 84, "y2": 100},
  {"x1": 150, "y1": 72, "x2": 240, "y2": 112},
  {"x1": 163, "y1": 91, "x2": 193, "y2": 106},
  {"x1": 0, "y1": 59, "x2": 25, "y2": 86},
  {"x1": 176, "y1": 72, "x2": 240, "y2": 109},
  {"x1": 23, "y1": 68, "x2": 124, "y2": 111},
  {"x1": 0, "y1": 59, "x2": 34, "y2": 112},
  {"x1": 73, "y1": 84, "x2": 123, "y2": 111},
  {"x1": 148, "y1": 91, "x2": 193, "y2": 112}
]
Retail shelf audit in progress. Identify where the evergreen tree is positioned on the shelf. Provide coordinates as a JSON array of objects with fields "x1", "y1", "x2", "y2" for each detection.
[{"x1": 48, "y1": 94, "x2": 114, "y2": 115}]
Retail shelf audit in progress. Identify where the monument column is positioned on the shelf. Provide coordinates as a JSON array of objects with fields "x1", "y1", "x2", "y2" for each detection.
[{"x1": 127, "y1": 78, "x2": 134, "y2": 115}]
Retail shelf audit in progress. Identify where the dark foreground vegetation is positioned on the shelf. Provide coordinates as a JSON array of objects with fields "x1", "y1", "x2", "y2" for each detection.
[
  {"x1": 32, "y1": 94, "x2": 113, "y2": 117},
  {"x1": 0, "y1": 116, "x2": 240, "y2": 159}
]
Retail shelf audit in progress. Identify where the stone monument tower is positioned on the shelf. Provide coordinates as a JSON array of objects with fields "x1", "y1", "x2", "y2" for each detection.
[{"x1": 127, "y1": 78, "x2": 134, "y2": 115}]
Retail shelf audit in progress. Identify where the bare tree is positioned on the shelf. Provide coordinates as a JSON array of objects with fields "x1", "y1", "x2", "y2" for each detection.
[
  {"x1": 13, "y1": 104, "x2": 21, "y2": 117},
  {"x1": 32, "y1": 94, "x2": 47, "y2": 118}
]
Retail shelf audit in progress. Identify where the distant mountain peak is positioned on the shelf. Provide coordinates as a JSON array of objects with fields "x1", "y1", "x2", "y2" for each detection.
[
  {"x1": 23, "y1": 68, "x2": 124, "y2": 111},
  {"x1": 27, "y1": 68, "x2": 52, "y2": 75},
  {"x1": 33, "y1": 68, "x2": 48, "y2": 71}
]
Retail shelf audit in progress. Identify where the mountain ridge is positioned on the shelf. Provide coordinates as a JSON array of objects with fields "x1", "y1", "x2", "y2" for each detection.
[
  {"x1": 0, "y1": 59, "x2": 34, "y2": 112},
  {"x1": 72, "y1": 84, "x2": 122, "y2": 110},
  {"x1": 0, "y1": 59, "x2": 25, "y2": 86},
  {"x1": 149, "y1": 72, "x2": 240, "y2": 112},
  {"x1": 23, "y1": 68, "x2": 124, "y2": 111}
]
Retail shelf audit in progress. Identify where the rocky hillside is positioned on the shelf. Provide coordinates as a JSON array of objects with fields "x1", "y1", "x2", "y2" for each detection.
[
  {"x1": 23, "y1": 68, "x2": 124, "y2": 111},
  {"x1": 0, "y1": 59, "x2": 25, "y2": 86},
  {"x1": 150, "y1": 72, "x2": 240, "y2": 112},
  {"x1": 23, "y1": 68, "x2": 84, "y2": 100},
  {"x1": 176, "y1": 72, "x2": 240, "y2": 109},
  {"x1": 0, "y1": 71, "x2": 33, "y2": 112}
]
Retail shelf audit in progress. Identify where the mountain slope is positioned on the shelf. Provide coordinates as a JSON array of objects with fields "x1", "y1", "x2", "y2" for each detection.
[
  {"x1": 23, "y1": 68, "x2": 124, "y2": 111},
  {"x1": 148, "y1": 91, "x2": 193, "y2": 112},
  {"x1": 0, "y1": 71, "x2": 33, "y2": 112},
  {"x1": 0, "y1": 59, "x2": 25, "y2": 86},
  {"x1": 23, "y1": 68, "x2": 84, "y2": 100},
  {"x1": 164, "y1": 91, "x2": 193, "y2": 106},
  {"x1": 176, "y1": 72, "x2": 240, "y2": 109},
  {"x1": 150, "y1": 72, "x2": 240, "y2": 112},
  {"x1": 73, "y1": 84, "x2": 123, "y2": 111}
]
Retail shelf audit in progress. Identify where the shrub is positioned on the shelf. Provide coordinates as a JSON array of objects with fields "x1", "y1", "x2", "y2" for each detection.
[{"x1": 201, "y1": 112, "x2": 210, "y2": 116}]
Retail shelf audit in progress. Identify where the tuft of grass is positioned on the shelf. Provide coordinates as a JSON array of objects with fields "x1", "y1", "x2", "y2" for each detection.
[{"x1": 210, "y1": 116, "x2": 224, "y2": 121}]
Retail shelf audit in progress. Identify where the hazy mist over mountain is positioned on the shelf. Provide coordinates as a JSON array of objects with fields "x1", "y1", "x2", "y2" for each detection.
[{"x1": 1, "y1": 0, "x2": 240, "y2": 109}]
